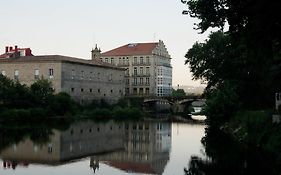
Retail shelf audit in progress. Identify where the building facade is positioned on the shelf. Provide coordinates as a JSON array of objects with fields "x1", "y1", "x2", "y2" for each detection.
[
  {"x1": 93, "y1": 40, "x2": 172, "y2": 97},
  {"x1": 0, "y1": 46, "x2": 125, "y2": 104}
]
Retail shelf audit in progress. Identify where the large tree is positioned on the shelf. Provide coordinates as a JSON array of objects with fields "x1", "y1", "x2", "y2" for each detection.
[{"x1": 183, "y1": 0, "x2": 281, "y2": 109}]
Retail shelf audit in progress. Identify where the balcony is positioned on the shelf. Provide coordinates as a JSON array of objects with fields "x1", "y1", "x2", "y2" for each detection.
[
  {"x1": 156, "y1": 63, "x2": 172, "y2": 67},
  {"x1": 132, "y1": 62, "x2": 151, "y2": 66},
  {"x1": 132, "y1": 73, "x2": 150, "y2": 77},
  {"x1": 132, "y1": 83, "x2": 150, "y2": 86},
  {"x1": 117, "y1": 63, "x2": 129, "y2": 67}
]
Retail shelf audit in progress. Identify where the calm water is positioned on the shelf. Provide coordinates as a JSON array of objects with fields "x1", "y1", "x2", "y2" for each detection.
[{"x1": 0, "y1": 119, "x2": 205, "y2": 175}]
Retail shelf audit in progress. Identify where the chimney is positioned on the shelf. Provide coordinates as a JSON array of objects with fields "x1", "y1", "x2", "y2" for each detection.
[
  {"x1": 9, "y1": 47, "x2": 13, "y2": 51},
  {"x1": 15, "y1": 45, "x2": 18, "y2": 53},
  {"x1": 5, "y1": 46, "x2": 8, "y2": 53}
]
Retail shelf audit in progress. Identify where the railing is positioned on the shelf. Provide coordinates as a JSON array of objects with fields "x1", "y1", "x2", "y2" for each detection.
[
  {"x1": 132, "y1": 62, "x2": 151, "y2": 66},
  {"x1": 132, "y1": 83, "x2": 150, "y2": 86},
  {"x1": 132, "y1": 73, "x2": 150, "y2": 77},
  {"x1": 117, "y1": 63, "x2": 130, "y2": 66}
]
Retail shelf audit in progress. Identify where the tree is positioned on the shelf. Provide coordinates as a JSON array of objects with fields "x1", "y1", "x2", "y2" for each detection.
[
  {"x1": 172, "y1": 88, "x2": 186, "y2": 98},
  {"x1": 182, "y1": 0, "x2": 281, "y2": 97},
  {"x1": 0, "y1": 74, "x2": 15, "y2": 106},
  {"x1": 30, "y1": 78, "x2": 54, "y2": 106}
]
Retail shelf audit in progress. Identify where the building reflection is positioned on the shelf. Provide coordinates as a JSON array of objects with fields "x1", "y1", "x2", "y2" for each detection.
[
  {"x1": 0, "y1": 120, "x2": 124, "y2": 168},
  {"x1": 91, "y1": 122, "x2": 172, "y2": 175},
  {"x1": 0, "y1": 121, "x2": 172, "y2": 174}
]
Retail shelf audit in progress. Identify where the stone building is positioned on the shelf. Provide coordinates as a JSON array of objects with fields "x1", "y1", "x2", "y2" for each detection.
[
  {"x1": 0, "y1": 46, "x2": 125, "y2": 104},
  {"x1": 92, "y1": 40, "x2": 172, "y2": 97}
]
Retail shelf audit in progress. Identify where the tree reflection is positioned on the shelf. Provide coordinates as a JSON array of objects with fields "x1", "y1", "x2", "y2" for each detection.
[
  {"x1": 0, "y1": 118, "x2": 73, "y2": 154},
  {"x1": 185, "y1": 127, "x2": 279, "y2": 175}
]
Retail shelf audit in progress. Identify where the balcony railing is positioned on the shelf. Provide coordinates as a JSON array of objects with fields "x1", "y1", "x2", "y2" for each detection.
[
  {"x1": 132, "y1": 73, "x2": 150, "y2": 77},
  {"x1": 132, "y1": 83, "x2": 150, "y2": 86},
  {"x1": 117, "y1": 63, "x2": 130, "y2": 67},
  {"x1": 132, "y1": 62, "x2": 151, "y2": 66}
]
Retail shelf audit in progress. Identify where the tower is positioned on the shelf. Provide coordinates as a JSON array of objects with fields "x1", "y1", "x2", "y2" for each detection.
[{"x1": 91, "y1": 44, "x2": 101, "y2": 60}]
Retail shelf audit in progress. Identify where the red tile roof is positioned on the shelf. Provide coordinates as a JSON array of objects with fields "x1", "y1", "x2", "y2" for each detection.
[
  {"x1": 0, "y1": 48, "x2": 33, "y2": 58},
  {"x1": 102, "y1": 42, "x2": 158, "y2": 57},
  {"x1": 104, "y1": 161, "x2": 156, "y2": 174}
]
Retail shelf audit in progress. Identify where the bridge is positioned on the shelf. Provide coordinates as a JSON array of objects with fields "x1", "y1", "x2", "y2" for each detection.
[{"x1": 142, "y1": 96, "x2": 205, "y2": 113}]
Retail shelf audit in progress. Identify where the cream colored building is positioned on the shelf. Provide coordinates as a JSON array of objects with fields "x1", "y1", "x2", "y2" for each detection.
[
  {"x1": 92, "y1": 40, "x2": 172, "y2": 97},
  {"x1": 0, "y1": 48, "x2": 125, "y2": 104}
]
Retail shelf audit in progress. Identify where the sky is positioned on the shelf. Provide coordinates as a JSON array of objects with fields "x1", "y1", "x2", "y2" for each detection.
[{"x1": 0, "y1": 0, "x2": 210, "y2": 86}]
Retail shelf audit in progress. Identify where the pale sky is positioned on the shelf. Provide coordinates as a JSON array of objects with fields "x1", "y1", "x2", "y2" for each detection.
[{"x1": 0, "y1": 0, "x2": 210, "y2": 86}]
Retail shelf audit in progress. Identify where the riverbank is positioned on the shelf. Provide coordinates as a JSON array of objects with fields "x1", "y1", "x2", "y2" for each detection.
[{"x1": 217, "y1": 110, "x2": 281, "y2": 169}]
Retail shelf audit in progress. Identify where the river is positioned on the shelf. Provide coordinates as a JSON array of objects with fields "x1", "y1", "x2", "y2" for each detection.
[{"x1": 0, "y1": 118, "x2": 205, "y2": 175}]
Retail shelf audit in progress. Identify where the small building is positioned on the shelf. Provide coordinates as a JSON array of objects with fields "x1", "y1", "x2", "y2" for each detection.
[
  {"x1": 0, "y1": 46, "x2": 125, "y2": 104},
  {"x1": 92, "y1": 40, "x2": 173, "y2": 97}
]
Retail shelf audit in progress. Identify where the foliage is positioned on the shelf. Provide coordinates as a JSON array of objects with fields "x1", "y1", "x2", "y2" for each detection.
[
  {"x1": 0, "y1": 75, "x2": 78, "y2": 118},
  {"x1": 49, "y1": 92, "x2": 77, "y2": 116},
  {"x1": 204, "y1": 81, "x2": 240, "y2": 126},
  {"x1": 30, "y1": 78, "x2": 54, "y2": 106},
  {"x1": 172, "y1": 88, "x2": 186, "y2": 97}
]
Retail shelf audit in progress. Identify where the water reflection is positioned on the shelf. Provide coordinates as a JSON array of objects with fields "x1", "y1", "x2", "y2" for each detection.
[
  {"x1": 185, "y1": 128, "x2": 280, "y2": 175},
  {"x1": 0, "y1": 120, "x2": 172, "y2": 174},
  {"x1": 91, "y1": 122, "x2": 171, "y2": 174}
]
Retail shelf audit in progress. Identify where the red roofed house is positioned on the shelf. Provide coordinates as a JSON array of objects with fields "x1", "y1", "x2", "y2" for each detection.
[{"x1": 92, "y1": 40, "x2": 172, "y2": 96}]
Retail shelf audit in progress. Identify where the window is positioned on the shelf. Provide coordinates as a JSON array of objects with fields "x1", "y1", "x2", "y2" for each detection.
[
  {"x1": 71, "y1": 88, "x2": 74, "y2": 92},
  {"x1": 81, "y1": 71, "x2": 84, "y2": 79},
  {"x1": 1, "y1": 70, "x2": 6, "y2": 76},
  {"x1": 90, "y1": 72, "x2": 93, "y2": 80},
  {"x1": 90, "y1": 88, "x2": 92, "y2": 92},
  {"x1": 139, "y1": 88, "x2": 144, "y2": 94},
  {"x1": 146, "y1": 67, "x2": 150, "y2": 75},
  {"x1": 134, "y1": 57, "x2": 137, "y2": 64},
  {"x1": 146, "y1": 78, "x2": 150, "y2": 85},
  {"x1": 81, "y1": 88, "x2": 84, "y2": 92},
  {"x1": 140, "y1": 78, "x2": 143, "y2": 85},
  {"x1": 71, "y1": 70, "x2": 75, "y2": 79},
  {"x1": 140, "y1": 57, "x2": 144, "y2": 64},
  {"x1": 140, "y1": 67, "x2": 143, "y2": 75},
  {"x1": 111, "y1": 89, "x2": 113, "y2": 93},
  {"x1": 34, "y1": 69, "x2": 39, "y2": 80},
  {"x1": 49, "y1": 69, "x2": 54, "y2": 78},
  {"x1": 105, "y1": 58, "x2": 108, "y2": 63},
  {"x1": 145, "y1": 88, "x2": 150, "y2": 94},
  {"x1": 98, "y1": 89, "x2": 100, "y2": 93},
  {"x1": 111, "y1": 58, "x2": 114, "y2": 64},
  {"x1": 14, "y1": 70, "x2": 19, "y2": 80},
  {"x1": 133, "y1": 67, "x2": 137, "y2": 75},
  {"x1": 97, "y1": 72, "x2": 100, "y2": 80},
  {"x1": 134, "y1": 78, "x2": 137, "y2": 85},
  {"x1": 146, "y1": 57, "x2": 150, "y2": 64}
]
